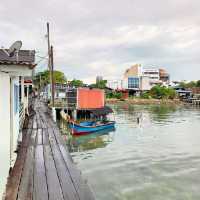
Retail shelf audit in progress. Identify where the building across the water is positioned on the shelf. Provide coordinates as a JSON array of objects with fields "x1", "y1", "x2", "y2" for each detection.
[
  {"x1": 96, "y1": 75, "x2": 103, "y2": 83},
  {"x1": 107, "y1": 64, "x2": 170, "y2": 95},
  {"x1": 0, "y1": 48, "x2": 36, "y2": 196}
]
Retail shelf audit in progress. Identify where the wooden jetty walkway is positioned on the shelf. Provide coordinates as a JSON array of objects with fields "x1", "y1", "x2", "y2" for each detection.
[{"x1": 5, "y1": 98, "x2": 95, "y2": 200}]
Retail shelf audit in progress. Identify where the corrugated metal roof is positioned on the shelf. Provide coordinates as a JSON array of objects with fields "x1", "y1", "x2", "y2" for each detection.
[
  {"x1": 0, "y1": 49, "x2": 36, "y2": 68},
  {"x1": 88, "y1": 106, "x2": 113, "y2": 116}
]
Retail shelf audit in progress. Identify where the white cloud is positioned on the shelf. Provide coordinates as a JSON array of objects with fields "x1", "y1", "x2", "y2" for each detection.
[{"x1": 1, "y1": 0, "x2": 200, "y2": 83}]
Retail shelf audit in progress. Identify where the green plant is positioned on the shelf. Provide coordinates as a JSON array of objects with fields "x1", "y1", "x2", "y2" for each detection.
[
  {"x1": 34, "y1": 70, "x2": 67, "y2": 89},
  {"x1": 196, "y1": 80, "x2": 200, "y2": 87},
  {"x1": 106, "y1": 91, "x2": 122, "y2": 99},
  {"x1": 141, "y1": 92, "x2": 150, "y2": 99},
  {"x1": 90, "y1": 80, "x2": 107, "y2": 89},
  {"x1": 70, "y1": 79, "x2": 84, "y2": 87},
  {"x1": 149, "y1": 85, "x2": 176, "y2": 99}
]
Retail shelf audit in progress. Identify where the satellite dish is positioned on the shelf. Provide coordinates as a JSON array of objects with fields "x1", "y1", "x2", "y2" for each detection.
[{"x1": 8, "y1": 41, "x2": 22, "y2": 57}]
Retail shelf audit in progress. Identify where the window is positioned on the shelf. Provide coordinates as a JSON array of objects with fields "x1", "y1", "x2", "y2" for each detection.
[{"x1": 128, "y1": 77, "x2": 140, "y2": 89}]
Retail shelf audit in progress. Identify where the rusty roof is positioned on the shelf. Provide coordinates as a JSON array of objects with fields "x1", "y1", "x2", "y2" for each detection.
[{"x1": 0, "y1": 49, "x2": 36, "y2": 68}]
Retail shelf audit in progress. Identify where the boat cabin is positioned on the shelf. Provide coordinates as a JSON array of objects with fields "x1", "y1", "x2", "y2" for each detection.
[{"x1": 65, "y1": 87, "x2": 111, "y2": 120}]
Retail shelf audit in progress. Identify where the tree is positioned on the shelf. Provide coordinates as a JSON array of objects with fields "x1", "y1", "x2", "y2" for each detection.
[
  {"x1": 34, "y1": 70, "x2": 67, "y2": 88},
  {"x1": 186, "y1": 81, "x2": 196, "y2": 88},
  {"x1": 53, "y1": 71, "x2": 67, "y2": 84},
  {"x1": 89, "y1": 80, "x2": 107, "y2": 89},
  {"x1": 179, "y1": 81, "x2": 197, "y2": 88},
  {"x1": 70, "y1": 79, "x2": 84, "y2": 87},
  {"x1": 196, "y1": 80, "x2": 200, "y2": 87},
  {"x1": 149, "y1": 85, "x2": 176, "y2": 99},
  {"x1": 179, "y1": 82, "x2": 187, "y2": 88},
  {"x1": 95, "y1": 80, "x2": 107, "y2": 89}
]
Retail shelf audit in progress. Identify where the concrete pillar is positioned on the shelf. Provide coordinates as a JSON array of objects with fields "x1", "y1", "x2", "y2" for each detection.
[
  {"x1": 73, "y1": 109, "x2": 77, "y2": 121},
  {"x1": 21, "y1": 76, "x2": 24, "y2": 104},
  {"x1": 27, "y1": 85, "x2": 29, "y2": 105},
  {"x1": 52, "y1": 107, "x2": 57, "y2": 122}
]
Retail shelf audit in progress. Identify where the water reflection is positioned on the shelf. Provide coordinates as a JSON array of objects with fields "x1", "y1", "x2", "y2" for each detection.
[
  {"x1": 68, "y1": 127, "x2": 115, "y2": 152},
  {"x1": 58, "y1": 119, "x2": 115, "y2": 152},
  {"x1": 112, "y1": 103, "x2": 179, "y2": 126}
]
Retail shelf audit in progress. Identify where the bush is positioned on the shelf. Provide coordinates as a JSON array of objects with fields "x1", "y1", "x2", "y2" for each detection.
[
  {"x1": 106, "y1": 91, "x2": 123, "y2": 99},
  {"x1": 179, "y1": 80, "x2": 200, "y2": 88},
  {"x1": 141, "y1": 92, "x2": 150, "y2": 99},
  {"x1": 197, "y1": 80, "x2": 200, "y2": 87},
  {"x1": 149, "y1": 85, "x2": 176, "y2": 99}
]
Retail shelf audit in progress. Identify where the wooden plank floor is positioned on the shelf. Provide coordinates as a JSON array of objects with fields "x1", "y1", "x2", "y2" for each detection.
[{"x1": 5, "y1": 98, "x2": 95, "y2": 200}]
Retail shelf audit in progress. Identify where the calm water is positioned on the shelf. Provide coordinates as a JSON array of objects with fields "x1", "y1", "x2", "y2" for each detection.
[{"x1": 61, "y1": 104, "x2": 200, "y2": 200}]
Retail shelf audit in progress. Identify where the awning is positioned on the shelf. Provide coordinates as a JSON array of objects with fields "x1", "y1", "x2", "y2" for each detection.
[{"x1": 89, "y1": 106, "x2": 113, "y2": 116}]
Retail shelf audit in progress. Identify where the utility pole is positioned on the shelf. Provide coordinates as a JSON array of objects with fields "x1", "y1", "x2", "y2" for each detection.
[
  {"x1": 47, "y1": 22, "x2": 53, "y2": 103},
  {"x1": 47, "y1": 22, "x2": 51, "y2": 71},
  {"x1": 50, "y1": 45, "x2": 55, "y2": 107}
]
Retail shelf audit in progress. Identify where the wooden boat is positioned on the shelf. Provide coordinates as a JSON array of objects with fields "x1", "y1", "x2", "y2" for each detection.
[{"x1": 69, "y1": 120, "x2": 116, "y2": 135}]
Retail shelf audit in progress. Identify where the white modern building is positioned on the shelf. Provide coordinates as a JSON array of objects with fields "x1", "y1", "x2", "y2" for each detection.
[
  {"x1": 106, "y1": 64, "x2": 170, "y2": 93},
  {"x1": 143, "y1": 68, "x2": 160, "y2": 82},
  {"x1": 0, "y1": 48, "x2": 36, "y2": 197}
]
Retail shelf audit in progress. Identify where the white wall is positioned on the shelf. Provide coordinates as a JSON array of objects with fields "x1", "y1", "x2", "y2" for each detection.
[
  {"x1": 10, "y1": 76, "x2": 19, "y2": 167},
  {"x1": 0, "y1": 72, "x2": 11, "y2": 198},
  {"x1": 122, "y1": 79, "x2": 128, "y2": 89},
  {"x1": 140, "y1": 76, "x2": 152, "y2": 91}
]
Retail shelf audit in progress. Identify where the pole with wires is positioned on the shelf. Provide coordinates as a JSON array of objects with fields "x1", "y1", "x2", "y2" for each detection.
[
  {"x1": 51, "y1": 45, "x2": 56, "y2": 121},
  {"x1": 50, "y1": 45, "x2": 55, "y2": 107},
  {"x1": 47, "y1": 22, "x2": 51, "y2": 71},
  {"x1": 47, "y1": 22, "x2": 53, "y2": 103}
]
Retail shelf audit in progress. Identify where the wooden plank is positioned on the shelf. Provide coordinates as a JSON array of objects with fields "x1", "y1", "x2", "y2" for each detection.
[
  {"x1": 28, "y1": 116, "x2": 33, "y2": 129},
  {"x1": 21, "y1": 129, "x2": 31, "y2": 148},
  {"x1": 32, "y1": 115, "x2": 37, "y2": 129},
  {"x1": 59, "y1": 145, "x2": 95, "y2": 200},
  {"x1": 36, "y1": 112, "x2": 42, "y2": 129},
  {"x1": 36, "y1": 129, "x2": 43, "y2": 145},
  {"x1": 17, "y1": 146, "x2": 34, "y2": 200},
  {"x1": 40, "y1": 111, "x2": 51, "y2": 128},
  {"x1": 48, "y1": 128, "x2": 78, "y2": 200},
  {"x1": 42, "y1": 110, "x2": 55, "y2": 128},
  {"x1": 5, "y1": 130, "x2": 30, "y2": 200},
  {"x1": 53, "y1": 128, "x2": 95, "y2": 200},
  {"x1": 33, "y1": 146, "x2": 48, "y2": 200},
  {"x1": 38, "y1": 111, "x2": 46, "y2": 129},
  {"x1": 44, "y1": 146, "x2": 64, "y2": 200},
  {"x1": 42, "y1": 128, "x2": 49, "y2": 146},
  {"x1": 6, "y1": 99, "x2": 95, "y2": 200},
  {"x1": 29, "y1": 129, "x2": 37, "y2": 146}
]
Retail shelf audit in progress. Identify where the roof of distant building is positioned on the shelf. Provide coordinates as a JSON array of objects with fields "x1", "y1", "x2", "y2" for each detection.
[{"x1": 0, "y1": 49, "x2": 36, "y2": 68}]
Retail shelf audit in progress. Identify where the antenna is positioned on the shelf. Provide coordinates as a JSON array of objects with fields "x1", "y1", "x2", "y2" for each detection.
[
  {"x1": 1, "y1": 41, "x2": 22, "y2": 59},
  {"x1": 8, "y1": 41, "x2": 22, "y2": 57}
]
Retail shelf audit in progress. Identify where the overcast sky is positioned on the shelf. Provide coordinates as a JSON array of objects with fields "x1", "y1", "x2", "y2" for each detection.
[{"x1": 0, "y1": 0, "x2": 200, "y2": 83}]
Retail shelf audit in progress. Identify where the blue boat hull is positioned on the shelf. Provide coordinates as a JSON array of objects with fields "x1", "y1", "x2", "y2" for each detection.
[{"x1": 69, "y1": 121, "x2": 115, "y2": 135}]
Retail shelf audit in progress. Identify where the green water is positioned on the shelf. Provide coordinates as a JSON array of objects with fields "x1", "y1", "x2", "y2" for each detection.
[{"x1": 62, "y1": 104, "x2": 200, "y2": 200}]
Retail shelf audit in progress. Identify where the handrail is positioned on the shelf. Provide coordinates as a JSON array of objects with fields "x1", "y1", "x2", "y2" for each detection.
[{"x1": 19, "y1": 103, "x2": 25, "y2": 130}]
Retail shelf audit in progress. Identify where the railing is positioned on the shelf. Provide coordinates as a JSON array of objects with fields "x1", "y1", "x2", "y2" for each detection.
[{"x1": 19, "y1": 103, "x2": 25, "y2": 131}]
